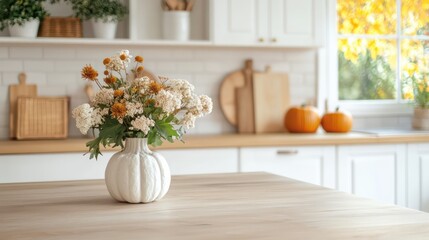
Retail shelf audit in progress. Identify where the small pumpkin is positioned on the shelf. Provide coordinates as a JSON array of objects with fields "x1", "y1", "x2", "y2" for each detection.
[
  {"x1": 321, "y1": 107, "x2": 353, "y2": 133},
  {"x1": 284, "y1": 105, "x2": 321, "y2": 133}
]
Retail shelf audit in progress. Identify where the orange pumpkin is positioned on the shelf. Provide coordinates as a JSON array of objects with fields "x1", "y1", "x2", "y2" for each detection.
[
  {"x1": 321, "y1": 108, "x2": 353, "y2": 133},
  {"x1": 284, "y1": 105, "x2": 320, "y2": 133}
]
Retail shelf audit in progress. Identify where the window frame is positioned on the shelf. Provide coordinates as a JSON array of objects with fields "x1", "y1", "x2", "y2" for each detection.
[{"x1": 324, "y1": 0, "x2": 428, "y2": 116}]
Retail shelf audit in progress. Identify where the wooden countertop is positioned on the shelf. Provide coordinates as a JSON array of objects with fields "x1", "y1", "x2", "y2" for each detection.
[
  {"x1": 0, "y1": 132, "x2": 429, "y2": 155},
  {"x1": 1, "y1": 172, "x2": 429, "y2": 239}
]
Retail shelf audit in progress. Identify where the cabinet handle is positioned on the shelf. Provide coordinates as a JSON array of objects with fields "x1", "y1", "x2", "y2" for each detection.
[
  {"x1": 258, "y1": 37, "x2": 265, "y2": 42},
  {"x1": 277, "y1": 150, "x2": 299, "y2": 155},
  {"x1": 271, "y1": 38, "x2": 277, "y2": 43}
]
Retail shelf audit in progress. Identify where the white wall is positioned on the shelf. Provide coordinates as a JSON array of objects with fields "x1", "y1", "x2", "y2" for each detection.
[{"x1": 0, "y1": 45, "x2": 317, "y2": 139}]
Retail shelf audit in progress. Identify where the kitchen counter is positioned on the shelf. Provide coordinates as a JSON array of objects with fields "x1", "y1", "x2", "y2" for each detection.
[
  {"x1": 0, "y1": 132, "x2": 429, "y2": 155},
  {"x1": 1, "y1": 172, "x2": 429, "y2": 239}
]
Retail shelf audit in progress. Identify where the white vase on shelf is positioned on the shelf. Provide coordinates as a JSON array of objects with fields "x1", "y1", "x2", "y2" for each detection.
[
  {"x1": 105, "y1": 138, "x2": 171, "y2": 203},
  {"x1": 8, "y1": 19, "x2": 40, "y2": 38},
  {"x1": 162, "y1": 11, "x2": 190, "y2": 41},
  {"x1": 91, "y1": 18, "x2": 117, "y2": 39}
]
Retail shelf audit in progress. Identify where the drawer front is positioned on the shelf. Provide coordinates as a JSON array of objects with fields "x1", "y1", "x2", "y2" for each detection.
[
  {"x1": 240, "y1": 146, "x2": 335, "y2": 188},
  {"x1": 159, "y1": 148, "x2": 239, "y2": 175}
]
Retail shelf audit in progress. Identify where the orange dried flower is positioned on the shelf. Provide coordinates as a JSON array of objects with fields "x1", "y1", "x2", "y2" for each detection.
[
  {"x1": 81, "y1": 65, "x2": 98, "y2": 81},
  {"x1": 104, "y1": 76, "x2": 117, "y2": 84},
  {"x1": 136, "y1": 66, "x2": 144, "y2": 72},
  {"x1": 111, "y1": 102, "x2": 127, "y2": 118},
  {"x1": 149, "y1": 81, "x2": 163, "y2": 94},
  {"x1": 114, "y1": 89, "x2": 124, "y2": 98},
  {"x1": 135, "y1": 56, "x2": 144, "y2": 63},
  {"x1": 145, "y1": 99, "x2": 155, "y2": 106},
  {"x1": 120, "y1": 54, "x2": 127, "y2": 60},
  {"x1": 104, "y1": 70, "x2": 109, "y2": 75},
  {"x1": 103, "y1": 58, "x2": 111, "y2": 65}
]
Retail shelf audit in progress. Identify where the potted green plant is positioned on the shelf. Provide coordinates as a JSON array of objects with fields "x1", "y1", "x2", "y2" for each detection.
[
  {"x1": 404, "y1": 63, "x2": 429, "y2": 130},
  {"x1": 0, "y1": 0, "x2": 48, "y2": 38},
  {"x1": 62, "y1": 0, "x2": 127, "y2": 39}
]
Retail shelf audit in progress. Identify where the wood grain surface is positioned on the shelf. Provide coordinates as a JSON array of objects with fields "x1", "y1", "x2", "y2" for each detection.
[
  {"x1": 253, "y1": 67, "x2": 290, "y2": 133},
  {"x1": 8, "y1": 73, "x2": 37, "y2": 139},
  {"x1": 1, "y1": 133, "x2": 429, "y2": 155},
  {"x1": 1, "y1": 173, "x2": 429, "y2": 239},
  {"x1": 236, "y1": 59, "x2": 255, "y2": 133}
]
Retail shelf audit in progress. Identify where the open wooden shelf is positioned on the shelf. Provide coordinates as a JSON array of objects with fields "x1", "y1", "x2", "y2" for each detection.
[{"x1": 1, "y1": 133, "x2": 429, "y2": 155}]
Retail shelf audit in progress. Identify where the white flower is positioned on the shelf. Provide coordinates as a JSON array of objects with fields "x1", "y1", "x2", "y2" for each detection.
[
  {"x1": 180, "y1": 112, "x2": 197, "y2": 129},
  {"x1": 119, "y1": 49, "x2": 132, "y2": 64},
  {"x1": 168, "y1": 79, "x2": 195, "y2": 100},
  {"x1": 72, "y1": 103, "x2": 93, "y2": 134},
  {"x1": 126, "y1": 102, "x2": 144, "y2": 117},
  {"x1": 106, "y1": 56, "x2": 125, "y2": 71},
  {"x1": 200, "y1": 95, "x2": 213, "y2": 115},
  {"x1": 92, "y1": 89, "x2": 114, "y2": 106},
  {"x1": 155, "y1": 89, "x2": 181, "y2": 114},
  {"x1": 92, "y1": 108, "x2": 109, "y2": 127},
  {"x1": 186, "y1": 95, "x2": 204, "y2": 117},
  {"x1": 130, "y1": 116, "x2": 155, "y2": 135}
]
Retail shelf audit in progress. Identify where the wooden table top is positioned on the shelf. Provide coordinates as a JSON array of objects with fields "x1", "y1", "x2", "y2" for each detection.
[{"x1": 1, "y1": 173, "x2": 429, "y2": 239}]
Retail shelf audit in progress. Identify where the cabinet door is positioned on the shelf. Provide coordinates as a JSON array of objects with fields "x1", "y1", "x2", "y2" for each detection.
[
  {"x1": 240, "y1": 146, "x2": 335, "y2": 188},
  {"x1": 407, "y1": 143, "x2": 429, "y2": 212},
  {"x1": 269, "y1": 0, "x2": 326, "y2": 46},
  {"x1": 211, "y1": 0, "x2": 267, "y2": 44},
  {"x1": 337, "y1": 144, "x2": 407, "y2": 206},
  {"x1": 158, "y1": 148, "x2": 239, "y2": 175}
]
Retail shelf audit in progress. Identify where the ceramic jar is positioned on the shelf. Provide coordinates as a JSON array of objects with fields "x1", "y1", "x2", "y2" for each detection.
[{"x1": 412, "y1": 107, "x2": 429, "y2": 130}]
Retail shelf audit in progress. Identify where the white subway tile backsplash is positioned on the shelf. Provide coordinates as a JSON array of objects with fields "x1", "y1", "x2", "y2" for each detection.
[
  {"x1": 0, "y1": 45, "x2": 321, "y2": 139},
  {"x1": 204, "y1": 61, "x2": 243, "y2": 73},
  {"x1": 54, "y1": 60, "x2": 88, "y2": 72},
  {"x1": 10, "y1": 47, "x2": 43, "y2": 59},
  {"x1": 24, "y1": 60, "x2": 55, "y2": 72},
  {"x1": 43, "y1": 48, "x2": 76, "y2": 59},
  {"x1": 0, "y1": 47, "x2": 8, "y2": 59},
  {"x1": 176, "y1": 61, "x2": 205, "y2": 73},
  {"x1": 290, "y1": 63, "x2": 315, "y2": 73},
  {"x1": 284, "y1": 50, "x2": 316, "y2": 62},
  {"x1": 2, "y1": 72, "x2": 47, "y2": 86},
  {"x1": 47, "y1": 73, "x2": 78, "y2": 85},
  {"x1": 0, "y1": 60, "x2": 23, "y2": 72}
]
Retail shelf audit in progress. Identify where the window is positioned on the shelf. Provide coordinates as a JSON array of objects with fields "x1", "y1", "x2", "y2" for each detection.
[{"x1": 337, "y1": 0, "x2": 429, "y2": 103}]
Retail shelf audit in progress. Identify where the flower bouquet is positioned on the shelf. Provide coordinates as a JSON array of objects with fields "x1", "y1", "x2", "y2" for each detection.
[{"x1": 72, "y1": 50, "x2": 212, "y2": 159}]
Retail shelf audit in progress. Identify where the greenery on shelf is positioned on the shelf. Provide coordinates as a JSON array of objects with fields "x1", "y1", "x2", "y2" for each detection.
[
  {"x1": 0, "y1": 0, "x2": 48, "y2": 31},
  {"x1": 56, "y1": 0, "x2": 128, "y2": 23}
]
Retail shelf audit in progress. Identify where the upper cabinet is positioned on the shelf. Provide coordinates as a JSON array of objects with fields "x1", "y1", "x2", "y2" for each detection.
[{"x1": 210, "y1": 0, "x2": 326, "y2": 47}]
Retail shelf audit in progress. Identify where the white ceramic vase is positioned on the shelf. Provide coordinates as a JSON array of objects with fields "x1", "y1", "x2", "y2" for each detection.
[
  {"x1": 412, "y1": 107, "x2": 429, "y2": 130},
  {"x1": 91, "y1": 18, "x2": 117, "y2": 39},
  {"x1": 105, "y1": 138, "x2": 171, "y2": 203},
  {"x1": 8, "y1": 19, "x2": 40, "y2": 38},
  {"x1": 162, "y1": 11, "x2": 190, "y2": 41}
]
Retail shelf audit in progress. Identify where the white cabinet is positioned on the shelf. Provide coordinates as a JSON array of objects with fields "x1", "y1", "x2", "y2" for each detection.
[
  {"x1": 0, "y1": 153, "x2": 113, "y2": 183},
  {"x1": 407, "y1": 143, "x2": 429, "y2": 212},
  {"x1": 337, "y1": 144, "x2": 407, "y2": 206},
  {"x1": 158, "y1": 148, "x2": 239, "y2": 175},
  {"x1": 211, "y1": 0, "x2": 326, "y2": 46},
  {"x1": 240, "y1": 146, "x2": 336, "y2": 188}
]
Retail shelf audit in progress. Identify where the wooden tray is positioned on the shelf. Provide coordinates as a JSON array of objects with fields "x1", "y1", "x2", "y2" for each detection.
[{"x1": 16, "y1": 97, "x2": 69, "y2": 140}]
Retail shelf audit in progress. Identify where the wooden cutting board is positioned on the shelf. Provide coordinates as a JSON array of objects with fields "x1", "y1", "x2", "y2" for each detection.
[
  {"x1": 8, "y1": 73, "x2": 37, "y2": 139},
  {"x1": 219, "y1": 64, "x2": 245, "y2": 126},
  {"x1": 253, "y1": 66, "x2": 290, "y2": 133},
  {"x1": 236, "y1": 59, "x2": 255, "y2": 133}
]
